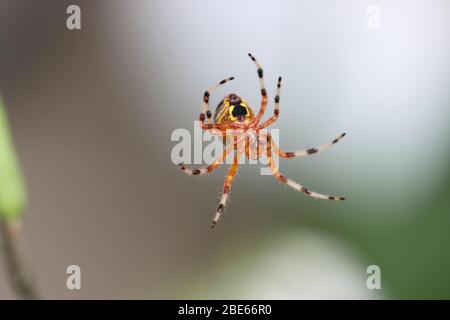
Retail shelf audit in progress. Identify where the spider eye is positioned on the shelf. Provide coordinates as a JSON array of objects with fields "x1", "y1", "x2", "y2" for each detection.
[{"x1": 229, "y1": 94, "x2": 240, "y2": 104}]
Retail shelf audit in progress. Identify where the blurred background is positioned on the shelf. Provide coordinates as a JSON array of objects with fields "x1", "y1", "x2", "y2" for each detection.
[{"x1": 0, "y1": 0, "x2": 449, "y2": 299}]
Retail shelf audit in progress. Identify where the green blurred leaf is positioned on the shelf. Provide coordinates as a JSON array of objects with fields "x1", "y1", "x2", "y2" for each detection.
[{"x1": 0, "y1": 95, "x2": 26, "y2": 221}]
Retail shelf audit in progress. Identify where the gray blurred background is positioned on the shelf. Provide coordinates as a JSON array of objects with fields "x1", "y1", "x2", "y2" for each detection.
[{"x1": 0, "y1": 0, "x2": 449, "y2": 299}]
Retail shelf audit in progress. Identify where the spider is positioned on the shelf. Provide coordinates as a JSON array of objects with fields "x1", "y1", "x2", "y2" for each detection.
[{"x1": 178, "y1": 53, "x2": 346, "y2": 228}]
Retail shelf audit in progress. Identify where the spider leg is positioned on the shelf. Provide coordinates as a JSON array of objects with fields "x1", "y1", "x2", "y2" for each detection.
[
  {"x1": 258, "y1": 76, "x2": 282, "y2": 129},
  {"x1": 247, "y1": 53, "x2": 268, "y2": 126},
  {"x1": 199, "y1": 77, "x2": 244, "y2": 131},
  {"x1": 206, "y1": 128, "x2": 225, "y2": 137},
  {"x1": 272, "y1": 133, "x2": 346, "y2": 158},
  {"x1": 245, "y1": 135, "x2": 250, "y2": 159},
  {"x1": 266, "y1": 134, "x2": 345, "y2": 201},
  {"x1": 201, "y1": 123, "x2": 242, "y2": 130},
  {"x1": 200, "y1": 76, "x2": 234, "y2": 124},
  {"x1": 179, "y1": 141, "x2": 234, "y2": 176},
  {"x1": 244, "y1": 130, "x2": 263, "y2": 161},
  {"x1": 211, "y1": 143, "x2": 242, "y2": 228}
]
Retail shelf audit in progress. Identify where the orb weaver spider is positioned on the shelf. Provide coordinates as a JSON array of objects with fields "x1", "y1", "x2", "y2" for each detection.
[{"x1": 179, "y1": 53, "x2": 346, "y2": 228}]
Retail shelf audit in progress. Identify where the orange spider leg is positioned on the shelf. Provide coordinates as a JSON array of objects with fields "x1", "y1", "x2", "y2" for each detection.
[
  {"x1": 211, "y1": 140, "x2": 242, "y2": 228},
  {"x1": 179, "y1": 139, "x2": 234, "y2": 176},
  {"x1": 244, "y1": 131, "x2": 262, "y2": 161},
  {"x1": 247, "y1": 53, "x2": 268, "y2": 126},
  {"x1": 201, "y1": 123, "x2": 243, "y2": 130},
  {"x1": 258, "y1": 139, "x2": 264, "y2": 159},
  {"x1": 245, "y1": 136, "x2": 250, "y2": 159},
  {"x1": 206, "y1": 128, "x2": 225, "y2": 136},
  {"x1": 266, "y1": 134, "x2": 345, "y2": 201},
  {"x1": 250, "y1": 129, "x2": 268, "y2": 160}
]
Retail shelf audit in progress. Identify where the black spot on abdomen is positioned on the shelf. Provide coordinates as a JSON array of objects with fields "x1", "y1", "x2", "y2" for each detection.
[{"x1": 231, "y1": 104, "x2": 248, "y2": 118}]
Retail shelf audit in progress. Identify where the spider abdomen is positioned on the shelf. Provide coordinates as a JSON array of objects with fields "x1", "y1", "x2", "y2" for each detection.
[{"x1": 214, "y1": 93, "x2": 254, "y2": 125}]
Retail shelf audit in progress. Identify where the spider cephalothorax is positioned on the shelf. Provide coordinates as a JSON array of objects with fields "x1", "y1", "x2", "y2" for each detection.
[
  {"x1": 214, "y1": 94, "x2": 254, "y2": 125},
  {"x1": 178, "y1": 53, "x2": 346, "y2": 228}
]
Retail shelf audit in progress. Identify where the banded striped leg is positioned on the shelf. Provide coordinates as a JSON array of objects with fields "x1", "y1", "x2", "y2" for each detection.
[
  {"x1": 179, "y1": 141, "x2": 234, "y2": 176},
  {"x1": 272, "y1": 133, "x2": 346, "y2": 158},
  {"x1": 266, "y1": 134, "x2": 345, "y2": 201},
  {"x1": 211, "y1": 145, "x2": 242, "y2": 228},
  {"x1": 259, "y1": 76, "x2": 282, "y2": 129},
  {"x1": 200, "y1": 77, "x2": 243, "y2": 131},
  {"x1": 247, "y1": 53, "x2": 268, "y2": 126}
]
